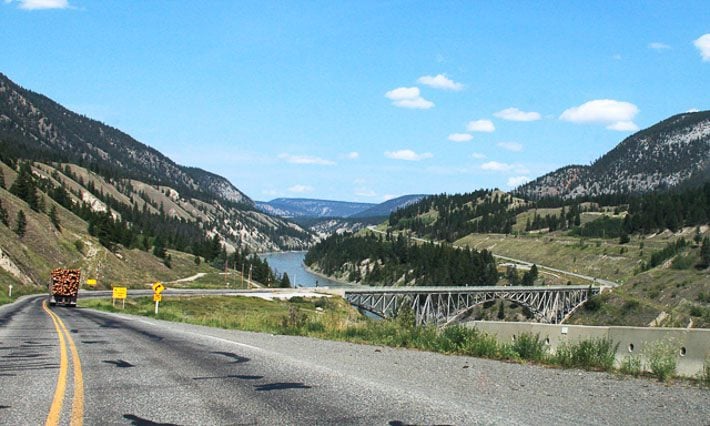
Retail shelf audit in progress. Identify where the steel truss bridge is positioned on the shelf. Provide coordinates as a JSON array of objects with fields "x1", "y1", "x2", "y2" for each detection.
[{"x1": 343, "y1": 286, "x2": 600, "y2": 326}]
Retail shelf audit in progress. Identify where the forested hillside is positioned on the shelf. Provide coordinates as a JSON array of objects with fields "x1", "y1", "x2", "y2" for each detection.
[{"x1": 305, "y1": 232, "x2": 498, "y2": 286}]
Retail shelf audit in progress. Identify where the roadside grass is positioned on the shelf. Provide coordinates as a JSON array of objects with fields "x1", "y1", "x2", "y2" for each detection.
[
  {"x1": 79, "y1": 295, "x2": 704, "y2": 383},
  {"x1": 0, "y1": 269, "x2": 43, "y2": 306}
]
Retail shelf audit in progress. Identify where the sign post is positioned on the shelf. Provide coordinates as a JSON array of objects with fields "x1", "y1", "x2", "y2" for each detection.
[
  {"x1": 8, "y1": 285, "x2": 12, "y2": 298},
  {"x1": 152, "y1": 282, "x2": 165, "y2": 315},
  {"x1": 86, "y1": 278, "x2": 97, "y2": 287},
  {"x1": 112, "y1": 287, "x2": 127, "y2": 309}
]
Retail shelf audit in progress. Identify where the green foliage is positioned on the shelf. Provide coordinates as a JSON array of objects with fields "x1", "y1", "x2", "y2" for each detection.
[
  {"x1": 306, "y1": 232, "x2": 498, "y2": 286},
  {"x1": 552, "y1": 338, "x2": 618, "y2": 371},
  {"x1": 510, "y1": 332, "x2": 547, "y2": 361},
  {"x1": 644, "y1": 238, "x2": 688, "y2": 271},
  {"x1": 279, "y1": 272, "x2": 291, "y2": 288},
  {"x1": 644, "y1": 339, "x2": 677, "y2": 382},
  {"x1": 521, "y1": 264, "x2": 538, "y2": 286},
  {"x1": 14, "y1": 210, "x2": 26, "y2": 238},
  {"x1": 389, "y1": 190, "x2": 517, "y2": 240},
  {"x1": 620, "y1": 355, "x2": 643, "y2": 377},
  {"x1": 496, "y1": 301, "x2": 505, "y2": 319},
  {"x1": 73, "y1": 239, "x2": 84, "y2": 253},
  {"x1": 9, "y1": 161, "x2": 40, "y2": 211},
  {"x1": 670, "y1": 254, "x2": 694, "y2": 270},
  {"x1": 48, "y1": 205, "x2": 60, "y2": 231},
  {"x1": 700, "y1": 357, "x2": 710, "y2": 388},
  {"x1": 700, "y1": 237, "x2": 710, "y2": 268},
  {"x1": 570, "y1": 215, "x2": 624, "y2": 239},
  {"x1": 0, "y1": 199, "x2": 8, "y2": 226}
]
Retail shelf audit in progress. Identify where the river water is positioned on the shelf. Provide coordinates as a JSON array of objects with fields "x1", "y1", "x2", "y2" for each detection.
[{"x1": 260, "y1": 251, "x2": 348, "y2": 288}]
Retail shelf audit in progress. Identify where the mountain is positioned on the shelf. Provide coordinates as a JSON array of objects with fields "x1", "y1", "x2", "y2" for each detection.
[
  {"x1": 0, "y1": 72, "x2": 251, "y2": 205},
  {"x1": 0, "y1": 72, "x2": 315, "y2": 252},
  {"x1": 255, "y1": 198, "x2": 375, "y2": 218},
  {"x1": 349, "y1": 194, "x2": 428, "y2": 218},
  {"x1": 517, "y1": 111, "x2": 710, "y2": 199}
]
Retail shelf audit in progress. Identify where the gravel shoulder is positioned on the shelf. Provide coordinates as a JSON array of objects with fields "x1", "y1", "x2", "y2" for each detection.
[{"x1": 119, "y1": 311, "x2": 710, "y2": 426}]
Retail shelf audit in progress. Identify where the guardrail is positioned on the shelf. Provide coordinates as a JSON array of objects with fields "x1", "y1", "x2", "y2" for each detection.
[{"x1": 470, "y1": 321, "x2": 710, "y2": 377}]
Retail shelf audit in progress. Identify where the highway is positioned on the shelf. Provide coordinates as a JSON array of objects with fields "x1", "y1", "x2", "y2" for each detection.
[{"x1": 2, "y1": 295, "x2": 709, "y2": 425}]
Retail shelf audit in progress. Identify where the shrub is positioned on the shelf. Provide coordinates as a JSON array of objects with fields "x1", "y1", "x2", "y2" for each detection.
[
  {"x1": 511, "y1": 332, "x2": 547, "y2": 361},
  {"x1": 644, "y1": 339, "x2": 677, "y2": 382},
  {"x1": 552, "y1": 338, "x2": 618, "y2": 371},
  {"x1": 700, "y1": 357, "x2": 710, "y2": 388},
  {"x1": 620, "y1": 355, "x2": 643, "y2": 377}
]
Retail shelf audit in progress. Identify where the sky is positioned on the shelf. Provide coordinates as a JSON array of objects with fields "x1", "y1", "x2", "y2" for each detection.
[{"x1": 1, "y1": 1, "x2": 709, "y2": 203}]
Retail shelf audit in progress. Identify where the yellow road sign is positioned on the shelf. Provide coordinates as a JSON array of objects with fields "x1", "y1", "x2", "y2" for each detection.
[
  {"x1": 153, "y1": 293, "x2": 162, "y2": 302},
  {"x1": 112, "y1": 287, "x2": 127, "y2": 299},
  {"x1": 86, "y1": 279, "x2": 97, "y2": 286},
  {"x1": 152, "y1": 282, "x2": 165, "y2": 294}
]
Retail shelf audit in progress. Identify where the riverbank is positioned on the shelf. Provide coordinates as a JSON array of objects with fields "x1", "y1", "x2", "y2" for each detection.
[{"x1": 302, "y1": 263, "x2": 355, "y2": 287}]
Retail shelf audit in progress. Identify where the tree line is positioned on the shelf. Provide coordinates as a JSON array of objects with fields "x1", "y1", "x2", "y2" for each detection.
[{"x1": 305, "y1": 232, "x2": 498, "y2": 286}]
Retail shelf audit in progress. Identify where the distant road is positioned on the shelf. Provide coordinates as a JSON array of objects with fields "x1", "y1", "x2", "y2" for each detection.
[
  {"x1": 2, "y1": 295, "x2": 707, "y2": 425},
  {"x1": 367, "y1": 226, "x2": 619, "y2": 288}
]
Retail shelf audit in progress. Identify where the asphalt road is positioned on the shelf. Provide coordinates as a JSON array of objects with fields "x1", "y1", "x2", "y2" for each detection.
[{"x1": 1, "y1": 295, "x2": 708, "y2": 425}]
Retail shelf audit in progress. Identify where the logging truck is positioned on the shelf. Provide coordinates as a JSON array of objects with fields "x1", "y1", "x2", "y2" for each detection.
[{"x1": 48, "y1": 268, "x2": 80, "y2": 307}]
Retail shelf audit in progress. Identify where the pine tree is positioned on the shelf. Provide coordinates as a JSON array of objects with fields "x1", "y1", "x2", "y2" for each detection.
[
  {"x1": 497, "y1": 301, "x2": 505, "y2": 320},
  {"x1": 0, "y1": 199, "x2": 8, "y2": 226},
  {"x1": 701, "y1": 237, "x2": 710, "y2": 268},
  {"x1": 279, "y1": 272, "x2": 291, "y2": 288},
  {"x1": 9, "y1": 162, "x2": 40, "y2": 211},
  {"x1": 14, "y1": 210, "x2": 27, "y2": 238},
  {"x1": 49, "y1": 205, "x2": 61, "y2": 231}
]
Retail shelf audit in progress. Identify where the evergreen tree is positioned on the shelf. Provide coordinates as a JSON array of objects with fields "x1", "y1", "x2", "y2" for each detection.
[
  {"x1": 0, "y1": 167, "x2": 4, "y2": 189},
  {"x1": 0, "y1": 199, "x2": 8, "y2": 226},
  {"x1": 701, "y1": 237, "x2": 710, "y2": 268},
  {"x1": 9, "y1": 162, "x2": 40, "y2": 211},
  {"x1": 497, "y1": 301, "x2": 505, "y2": 320},
  {"x1": 14, "y1": 210, "x2": 27, "y2": 238},
  {"x1": 49, "y1": 205, "x2": 61, "y2": 231},
  {"x1": 279, "y1": 272, "x2": 291, "y2": 288}
]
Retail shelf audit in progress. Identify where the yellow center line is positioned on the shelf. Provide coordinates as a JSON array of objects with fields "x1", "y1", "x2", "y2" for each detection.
[
  {"x1": 57, "y1": 312, "x2": 84, "y2": 426},
  {"x1": 43, "y1": 300, "x2": 85, "y2": 426},
  {"x1": 43, "y1": 300, "x2": 68, "y2": 426}
]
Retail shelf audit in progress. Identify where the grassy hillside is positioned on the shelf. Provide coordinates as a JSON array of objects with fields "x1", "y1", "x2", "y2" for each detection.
[{"x1": 455, "y1": 226, "x2": 709, "y2": 327}]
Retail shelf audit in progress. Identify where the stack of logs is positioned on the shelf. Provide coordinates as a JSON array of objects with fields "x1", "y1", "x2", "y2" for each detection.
[{"x1": 50, "y1": 268, "x2": 81, "y2": 295}]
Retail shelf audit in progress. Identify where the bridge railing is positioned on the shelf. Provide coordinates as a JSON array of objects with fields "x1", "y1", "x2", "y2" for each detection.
[{"x1": 343, "y1": 286, "x2": 600, "y2": 326}]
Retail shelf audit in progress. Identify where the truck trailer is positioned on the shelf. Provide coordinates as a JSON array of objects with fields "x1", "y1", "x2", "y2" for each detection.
[{"x1": 48, "y1": 268, "x2": 80, "y2": 307}]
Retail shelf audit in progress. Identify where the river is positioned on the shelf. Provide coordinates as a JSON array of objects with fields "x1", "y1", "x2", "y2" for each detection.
[{"x1": 260, "y1": 251, "x2": 349, "y2": 288}]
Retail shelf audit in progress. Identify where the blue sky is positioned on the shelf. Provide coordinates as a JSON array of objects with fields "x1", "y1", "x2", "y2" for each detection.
[{"x1": 2, "y1": 1, "x2": 709, "y2": 202}]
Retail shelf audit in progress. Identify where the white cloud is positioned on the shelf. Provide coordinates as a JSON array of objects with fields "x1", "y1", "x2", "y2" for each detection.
[
  {"x1": 278, "y1": 153, "x2": 335, "y2": 165},
  {"x1": 559, "y1": 99, "x2": 639, "y2": 131},
  {"x1": 507, "y1": 176, "x2": 530, "y2": 187},
  {"x1": 346, "y1": 151, "x2": 359, "y2": 160},
  {"x1": 687, "y1": 108, "x2": 700, "y2": 113},
  {"x1": 9, "y1": 0, "x2": 69, "y2": 9},
  {"x1": 384, "y1": 149, "x2": 433, "y2": 161},
  {"x1": 648, "y1": 42, "x2": 670, "y2": 50},
  {"x1": 480, "y1": 161, "x2": 528, "y2": 174},
  {"x1": 612, "y1": 53, "x2": 623, "y2": 61},
  {"x1": 288, "y1": 184, "x2": 313, "y2": 194},
  {"x1": 480, "y1": 161, "x2": 513, "y2": 171},
  {"x1": 606, "y1": 121, "x2": 639, "y2": 131},
  {"x1": 494, "y1": 107, "x2": 541, "y2": 122},
  {"x1": 466, "y1": 119, "x2": 495, "y2": 133},
  {"x1": 471, "y1": 152, "x2": 486, "y2": 159},
  {"x1": 354, "y1": 188, "x2": 377, "y2": 197},
  {"x1": 448, "y1": 133, "x2": 473, "y2": 142},
  {"x1": 497, "y1": 142, "x2": 523, "y2": 152},
  {"x1": 694, "y1": 34, "x2": 710, "y2": 61},
  {"x1": 382, "y1": 194, "x2": 397, "y2": 201},
  {"x1": 417, "y1": 74, "x2": 464, "y2": 91},
  {"x1": 385, "y1": 87, "x2": 434, "y2": 109}
]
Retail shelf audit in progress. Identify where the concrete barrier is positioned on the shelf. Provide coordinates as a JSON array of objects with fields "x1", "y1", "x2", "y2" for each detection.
[{"x1": 469, "y1": 321, "x2": 710, "y2": 377}]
